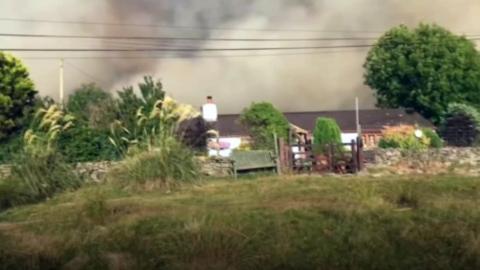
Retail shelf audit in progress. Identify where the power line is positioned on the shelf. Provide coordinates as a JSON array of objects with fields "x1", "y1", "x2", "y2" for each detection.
[
  {"x1": 0, "y1": 44, "x2": 374, "y2": 52},
  {"x1": 64, "y1": 60, "x2": 109, "y2": 85},
  {"x1": 0, "y1": 33, "x2": 381, "y2": 42},
  {"x1": 0, "y1": 17, "x2": 385, "y2": 34},
  {"x1": 21, "y1": 49, "x2": 370, "y2": 60}
]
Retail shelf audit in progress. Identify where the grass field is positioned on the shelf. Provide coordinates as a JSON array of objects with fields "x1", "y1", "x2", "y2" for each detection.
[{"x1": 1, "y1": 174, "x2": 480, "y2": 269}]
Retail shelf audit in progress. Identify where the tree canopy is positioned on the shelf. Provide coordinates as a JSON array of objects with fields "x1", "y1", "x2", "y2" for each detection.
[
  {"x1": 364, "y1": 24, "x2": 480, "y2": 123},
  {"x1": 66, "y1": 83, "x2": 116, "y2": 130},
  {"x1": 240, "y1": 102, "x2": 290, "y2": 150},
  {"x1": 0, "y1": 53, "x2": 37, "y2": 140}
]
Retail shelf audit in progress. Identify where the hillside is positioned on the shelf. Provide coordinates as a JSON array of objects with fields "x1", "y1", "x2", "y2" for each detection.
[{"x1": 1, "y1": 175, "x2": 480, "y2": 270}]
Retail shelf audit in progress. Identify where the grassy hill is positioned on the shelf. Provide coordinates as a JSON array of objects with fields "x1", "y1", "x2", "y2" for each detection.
[{"x1": 1, "y1": 175, "x2": 480, "y2": 269}]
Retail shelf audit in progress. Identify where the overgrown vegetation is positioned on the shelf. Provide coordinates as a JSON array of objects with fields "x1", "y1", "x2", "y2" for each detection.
[
  {"x1": 379, "y1": 125, "x2": 441, "y2": 150},
  {"x1": 240, "y1": 102, "x2": 290, "y2": 150},
  {"x1": 0, "y1": 175, "x2": 479, "y2": 269},
  {"x1": 0, "y1": 105, "x2": 81, "y2": 210}
]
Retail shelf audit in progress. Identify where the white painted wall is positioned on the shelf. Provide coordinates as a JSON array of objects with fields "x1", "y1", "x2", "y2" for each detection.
[{"x1": 208, "y1": 137, "x2": 243, "y2": 157}]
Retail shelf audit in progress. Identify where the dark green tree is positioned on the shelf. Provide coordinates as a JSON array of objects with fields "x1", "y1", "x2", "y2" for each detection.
[
  {"x1": 116, "y1": 76, "x2": 165, "y2": 133},
  {"x1": 364, "y1": 24, "x2": 480, "y2": 124},
  {"x1": 0, "y1": 53, "x2": 37, "y2": 140},
  {"x1": 240, "y1": 102, "x2": 290, "y2": 149},
  {"x1": 66, "y1": 83, "x2": 116, "y2": 130},
  {"x1": 312, "y1": 117, "x2": 342, "y2": 153},
  {"x1": 440, "y1": 103, "x2": 480, "y2": 146}
]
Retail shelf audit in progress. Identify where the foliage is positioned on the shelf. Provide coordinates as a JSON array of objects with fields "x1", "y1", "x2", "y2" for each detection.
[
  {"x1": 364, "y1": 24, "x2": 480, "y2": 123},
  {"x1": 0, "y1": 104, "x2": 82, "y2": 210},
  {"x1": 240, "y1": 102, "x2": 290, "y2": 150},
  {"x1": 422, "y1": 128, "x2": 443, "y2": 148},
  {"x1": 0, "y1": 135, "x2": 23, "y2": 164},
  {"x1": 312, "y1": 117, "x2": 342, "y2": 154},
  {"x1": 0, "y1": 153, "x2": 82, "y2": 209},
  {"x1": 57, "y1": 125, "x2": 119, "y2": 162},
  {"x1": 116, "y1": 76, "x2": 166, "y2": 135},
  {"x1": 109, "y1": 95, "x2": 200, "y2": 189},
  {"x1": 108, "y1": 138, "x2": 198, "y2": 190},
  {"x1": 1, "y1": 175, "x2": 480, "y2": 269},
  {"x1": 110, "y1": 96, "x2": 199, "y2": 156},
  {"x1": 440, "y1": 103, "x2": 480, "y2": 146},
  {"x1": 0, "y1": 53, "x2": 37, "y2": 140},
  {"x1": 23, "y1": 105, "x2": 75, "y2": 156},
  {"x1": 179, "y1": 116, "x2": 209, "y2": 151},
  {"x1": 378, "y1": 125, "x2": 430, "y2": 150},
  {"x1": 66, "y1": 83, "x2": 116, "y2": 130}
]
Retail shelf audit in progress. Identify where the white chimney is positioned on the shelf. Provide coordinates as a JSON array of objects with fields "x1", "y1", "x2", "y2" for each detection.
[{"x1": 202, "y1": 96, "x2": 218, "y2": 123}]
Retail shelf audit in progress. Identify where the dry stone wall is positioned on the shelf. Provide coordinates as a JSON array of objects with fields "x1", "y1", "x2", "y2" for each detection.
[
  {"x1": 0, "y1": 157, "x2": 234, "y2": 181},
  {"x1": 366, "y1": 147, "x2": 480, "y2": 175}
]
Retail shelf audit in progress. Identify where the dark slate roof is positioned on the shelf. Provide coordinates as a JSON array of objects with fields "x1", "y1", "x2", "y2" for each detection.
[{"x1": 217, "y1": 109, "x2": 434, "y2": 137}]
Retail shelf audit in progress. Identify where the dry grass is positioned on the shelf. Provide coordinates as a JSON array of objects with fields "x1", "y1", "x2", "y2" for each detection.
[{"x1": 1, "y1": 174, "x2": 480, "y2": 269}]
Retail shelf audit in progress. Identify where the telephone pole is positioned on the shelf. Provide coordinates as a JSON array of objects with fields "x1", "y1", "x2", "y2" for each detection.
[{"x1": 59, "y1": 58, "x2": 64, "y2": 107}]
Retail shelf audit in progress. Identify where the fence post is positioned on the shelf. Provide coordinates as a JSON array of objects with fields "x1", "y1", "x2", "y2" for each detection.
[
  {"x1": 273, "y1": 133, "x2": 281, "y2": 175},
  {"x1": 351, "y1": 139, "x2": 358, "y2": 174},
  {"x1": 357, "y1": 137, "x2": 364, "y2": 171}
]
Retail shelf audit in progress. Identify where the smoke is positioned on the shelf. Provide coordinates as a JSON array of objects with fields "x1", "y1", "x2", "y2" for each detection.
[{"x1": 1, "y1": 0, "x2": 479, "y2": 113}]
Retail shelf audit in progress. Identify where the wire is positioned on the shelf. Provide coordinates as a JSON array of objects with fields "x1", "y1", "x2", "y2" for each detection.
[
  {"x1": 0, "y1": 44, "x2": 374, "y2": 52},
  {"x1": 0, "y1": 17, "x2": 385, "y2": 34},
  {"x1": 21, "y1": 49, "x2": 370, "y2": 60},
  {"x1": 64, "y1": 60, "x2": 109, "y2": 85},
  {"x1": 0, "y1": 33, "x2": 381, "y2": 42}
]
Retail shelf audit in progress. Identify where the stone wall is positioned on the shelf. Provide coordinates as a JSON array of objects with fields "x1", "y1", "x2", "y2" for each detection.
[
  {"x1": 366, "y1": 147, "x2": 480, "y2": 175},
  {"x1": 0, "y1": 158, "x2": 234, "y2": 181}
]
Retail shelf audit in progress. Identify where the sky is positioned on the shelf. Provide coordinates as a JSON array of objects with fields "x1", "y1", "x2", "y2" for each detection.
[{"x1": 0, "y1": 0, "x2": 479, "y2": 114}]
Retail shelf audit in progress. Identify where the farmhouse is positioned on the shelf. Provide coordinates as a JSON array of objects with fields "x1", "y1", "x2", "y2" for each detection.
[{"x1": 214, "y1": 109, "x2": 433, "y2": 153}]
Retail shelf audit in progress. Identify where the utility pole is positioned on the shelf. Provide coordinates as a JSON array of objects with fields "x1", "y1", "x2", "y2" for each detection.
[
  {"x1": 59, "y1": 58, "x2": 64, "y2": 108},
  {"x1": 355, "y1": 97, "x2": 361, "y2": 135}
]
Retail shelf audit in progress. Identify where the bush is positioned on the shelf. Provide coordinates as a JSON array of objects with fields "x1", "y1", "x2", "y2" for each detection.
[
  {"x1": 0, "y1": 152, "x2": 82, "y2": 210},
  {"x1": 312, "y1": 117, "x2": 342, "y2": 154},
  {"x1": 422, "y1": 128, "x2": 443, "y2": 148},
  {"x1": 67, "y1": 83, "x2": 117, "y2": 130},
  {"x1": 0, "y1": 134, "x2": 24, "y2": 164},
  {"x1": 58, "y1": 125, "x2": 119, "y2": 162},
  {"x1": 240, "y1": 102, "x2": 290, "y2": 150},
  {"x1": 378, "y1": 125, "x2": 430, "y2": 150},
  {"x1": 440, "y1": 103, "x2": 480, "y2": 146},
  {"x1": 108, "y1": 137, "x2": 198, "y2": 190}
]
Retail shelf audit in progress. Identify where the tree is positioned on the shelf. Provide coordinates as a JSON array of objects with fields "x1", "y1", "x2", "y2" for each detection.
[
  {"x1": 240, "y1": 102, "x2": 290, "y2": 149},
  {"x1": 66, "y1": 83, "x2": 116, "y2": 130},
  {"x1": 116, "y1": 76, "x2": 165, "y2": 134},
  {"x1": 312, "y1": 117, "x2": 342, "y2": 153},
  {"x1": 364, "y1": 24, "x2": 480, "y2": 124},
  {"x1": 0, "y1": 53, "x2": 37, "y2": 140}
]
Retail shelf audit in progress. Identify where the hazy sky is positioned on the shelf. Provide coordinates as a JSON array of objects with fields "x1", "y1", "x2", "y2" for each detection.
[{"x1": 0, "y1": 0, "x2": 479, "y2": 113}]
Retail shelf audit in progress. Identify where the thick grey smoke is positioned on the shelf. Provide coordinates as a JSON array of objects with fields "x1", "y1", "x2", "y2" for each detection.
[{"x1": 0, "y1": 0, "x2": 479, "y2": 113}]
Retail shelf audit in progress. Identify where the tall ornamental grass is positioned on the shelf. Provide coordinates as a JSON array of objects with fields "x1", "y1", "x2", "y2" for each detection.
[{"x1": 108, "y1": 96, "x2": 200, "y2": 189}]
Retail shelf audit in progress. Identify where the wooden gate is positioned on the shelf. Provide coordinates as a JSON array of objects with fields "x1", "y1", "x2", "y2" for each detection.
[{"x1": 278, "y1": 137, "x2": 364, "y2": 174}]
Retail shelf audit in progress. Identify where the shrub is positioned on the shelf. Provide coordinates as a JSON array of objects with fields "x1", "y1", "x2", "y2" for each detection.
[
  {"x1": 422, "y1": 128, "x2": 443, "y2": 148},
  {"x1": 3, "y1": 152, "x2": 82, "y2": 207},
  {"x1": 378, "y1": 125, "x2": 430, "y2": 150},
  {"x1": 440, "y1": 103, "x2": 480, "y2": 146},
  {"x1": 108, "y1": 137, "x2": 198, "y2": 190},
  {"x1": 312, "y1": 117, "x2": 342, "y2": 154},
  {"x1": 0, "y1": 104, "x2": 82, "y2": 210},
  {"x1": 67, "y1": 83, "x2": 117, "y2": 130},
  {"x1": 240, "y1": 102, "x2": 290, "y2": 150},
  {"x1": 58, "y1": 125, "x2": 119, "y2": 162}
]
